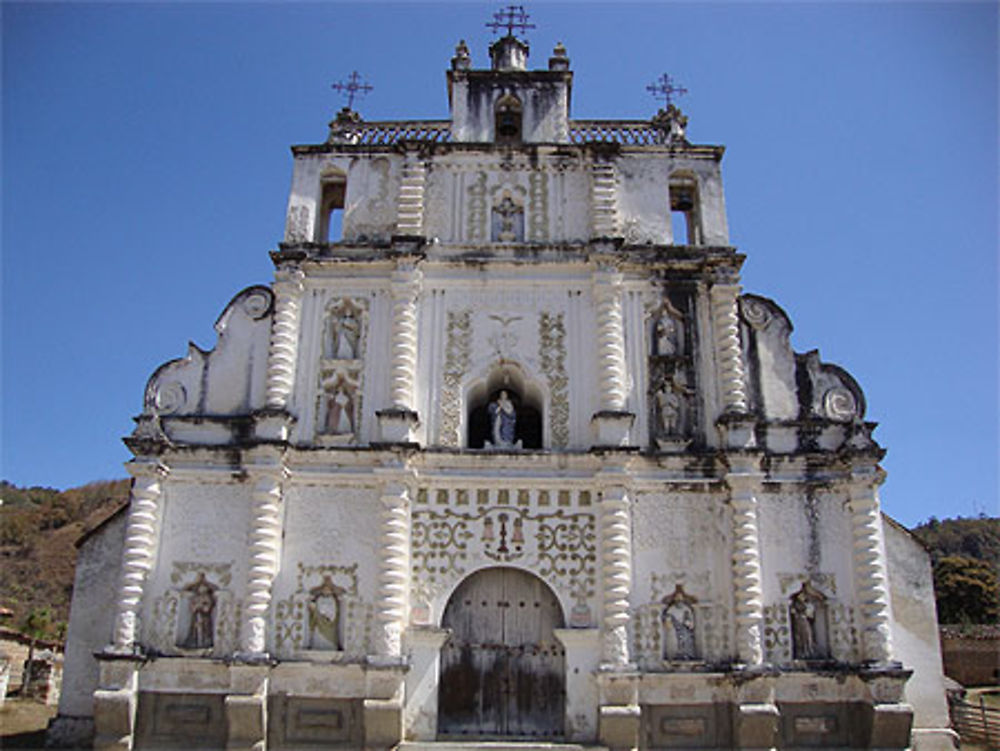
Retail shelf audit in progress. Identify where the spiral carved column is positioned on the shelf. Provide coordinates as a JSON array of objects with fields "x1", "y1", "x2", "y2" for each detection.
[
  {"x1": 111, "y1": 462, "x2": 168, "y2": 651},
  {"x1": 239, "y1": 469, "x2": 286, "y2": 657},
  {"x1": 389, "y1": 263, "x2": 421, "y2": 411},
  {"x1": 709, "y1": 283, "x2": 749, "y2": 415},
  {"x1": 847, "y1": 474, "x2": 893, "y2": 664},
  {"x1": 375, "y1": 482, "x2": 411, "y2": 657},
  {"x1": 593, "y1": 267, "x2": 629, "y2": 413},
  {"x1": 264, "y1": 266, "x2": 305, "y2": 410},
  {"x1": 727, "y1": 468, "x2": 765, "y2": 666},
  {"x1": 599, "y1": 486, "x2": 633, "y2": 667}
]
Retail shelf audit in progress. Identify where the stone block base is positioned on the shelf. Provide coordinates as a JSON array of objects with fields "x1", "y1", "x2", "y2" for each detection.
[
  {"x1": 599, "y1": 704, "x2": 640, "y2": 750},
  {"x1": 225, "y1": 693, "x2": 266, "y2": 751},
  {"x1": 93, "y1": 687, "x2": 136, "y2": 751},
  {"x1": 870, "y1": 703, "x2": 914, "y2": 749},
  {"x1": 735, "y1": 702, "x2": 779, "y2": 749},
  {"x1": 364, "y1": 696, "x2": 404, "y2": 747}
]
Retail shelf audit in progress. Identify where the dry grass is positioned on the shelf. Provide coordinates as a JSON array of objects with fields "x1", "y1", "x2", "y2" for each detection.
[{"x1": 0, "y1": 697, "x2": 57, "y2": 748}]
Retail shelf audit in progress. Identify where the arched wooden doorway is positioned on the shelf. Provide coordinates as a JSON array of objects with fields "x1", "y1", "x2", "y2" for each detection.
[{"x1": 438, "y1": 567, "x2": 566, "y2": 739}]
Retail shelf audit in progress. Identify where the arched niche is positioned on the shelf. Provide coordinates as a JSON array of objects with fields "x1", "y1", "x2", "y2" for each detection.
[
  {"x1": 494, "y1": 93, "x2": 523, "y2": 145},
  {"x1": 465, "y1": 363, "x2": 544, "y2": 449}
]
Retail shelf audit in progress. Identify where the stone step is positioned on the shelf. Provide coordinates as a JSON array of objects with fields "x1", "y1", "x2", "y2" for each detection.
[{"x1": 398, "y1": 743, "x2": 608, "y2": 751}]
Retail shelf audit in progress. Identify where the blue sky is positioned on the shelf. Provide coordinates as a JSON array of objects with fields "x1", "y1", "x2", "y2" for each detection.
[{"x1": 2, "y1": 2, "x2": 997, "y2": 528}]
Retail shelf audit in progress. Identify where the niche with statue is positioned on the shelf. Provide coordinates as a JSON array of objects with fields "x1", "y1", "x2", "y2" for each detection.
[{"x1": 466, "y1": 364, "x2": 543, "y2": 450}]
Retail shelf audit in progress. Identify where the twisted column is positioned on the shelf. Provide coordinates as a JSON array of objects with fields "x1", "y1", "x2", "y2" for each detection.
[
  {"x1": 388, "y1": 262, "x2": 421, "y2": 411},
  {"x1": 593, "y1": 266, "x2": 629, "y2": 413},
  {"x1": 239, "y1": 469, "x2": 286, "y2": 656},
  {"x1": 709, "y1": 283, "x2": 749, "y2": 415},
  {"x1": 599, "y1": 486, "x2": 633, "y2": 666},
  {"x1": 375, "y1": 482, "x2": 411, "y2": 657},
  {"x1": 264, "y1": 266, "x2": 305, "y2": 410},
  {"x1": 111, "y1": 462, "x2": 168, "y2": 651},
  {"x1": 727, "y1": 467, "x2": 765, "y2": 666},
  {"x1": 847, "y1": 473, "x2": 893, "y2": 663}
]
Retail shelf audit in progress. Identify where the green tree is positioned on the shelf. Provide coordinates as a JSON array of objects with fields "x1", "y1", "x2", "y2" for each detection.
[{"x1": 932, "y1": 555, "x2": 1000, "y2": 624}]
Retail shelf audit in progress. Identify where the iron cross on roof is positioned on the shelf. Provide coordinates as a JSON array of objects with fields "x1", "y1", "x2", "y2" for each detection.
[
  {"x1": 331, "y1": 71, "x2": 373, "y2": 111},
  {"x1": 647, "y1": 73, "x2": 688, "y2": 108},
  {"x1": 486, "y1": 5, "x2": 536, "y2": 38}
]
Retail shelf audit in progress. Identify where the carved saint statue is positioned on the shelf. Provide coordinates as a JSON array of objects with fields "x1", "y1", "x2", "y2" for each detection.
[
  {"x1": 656, "y1": 384, "x2": 682, "y2": 436},
  {"x1": 487, "y1": 390, "x2": 517, "y2": 448},
  {"x1": 308, "y1": 575, "x2": 343, "y2": 650},
  {"x1": 181, "y1": 573, "x2": 216, "y2": 649},
  {"x1": 325, "y1": 384, "x2": 355, "y2": 435},
  {"x1": 331, "y1": 310, "x2": 360, "y2": 359},
  {"x1": 654, "y1": 313, "x2": 678, "y2": 356},
  {"x1": 662, "y1": 585, "x2": 697, "y2": 660},
  {"x1": 790, "y1": 583, "x2": 824, "y2": 659}
]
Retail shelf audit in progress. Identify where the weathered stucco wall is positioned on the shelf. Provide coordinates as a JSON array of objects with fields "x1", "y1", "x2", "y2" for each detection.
[{"x1": 884, "y1": 515, "x2": 956, "y2": 750}]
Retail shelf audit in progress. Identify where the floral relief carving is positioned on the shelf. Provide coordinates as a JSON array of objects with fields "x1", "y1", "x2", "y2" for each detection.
[
  {"x1": 440, "y1": 310, "x2": 472, "y2": 447},
  {"x1": 527, "y1": 170, "x2": 549, "y2": 242},
  {"x1": 466, "y1": 171, "x2": 488, "y2": 242},
  {"x1": 410, "y1": 488, "x2": 596, "y2": 625},
  {"x1": 539, "y1": 312, "x2": 569, "y2": 447}
]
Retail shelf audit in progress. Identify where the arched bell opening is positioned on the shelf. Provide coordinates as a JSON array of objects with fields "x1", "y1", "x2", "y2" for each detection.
[
  {"x1": 438, "y1": 567, "x2": 566, "y2": 739},
  {"x1": 494, "y1": 93, "x2": 523, "y2": 145},
  {"x1": 466, "y1": 365, "x2": 544, "y2": 449}
]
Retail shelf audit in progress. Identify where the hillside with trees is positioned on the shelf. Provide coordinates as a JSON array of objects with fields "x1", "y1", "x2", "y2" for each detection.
[
  {"x1": 0, "y1": 479, "x2": 130, "y2": 640},
  {"x1": 911, "y1": 515, "x2": 1000, "y2": 626}
]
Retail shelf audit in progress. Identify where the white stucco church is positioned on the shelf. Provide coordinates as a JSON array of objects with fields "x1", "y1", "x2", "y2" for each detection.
[{"x1": 50, "y1": 17, "x2": 953, "y2": 751}]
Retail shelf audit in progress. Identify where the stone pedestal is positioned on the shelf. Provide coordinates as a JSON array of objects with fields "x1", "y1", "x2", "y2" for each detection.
[
  {"x1": 734, "y1": 703, "x2": 780, "y2": 748},
  {"x1": 597, "y1": 670, "x2": 640, "y2": 751},
  {"x1": 377, "y1": 408, "x2": 420, "y2": 445},
  {"x1": 225, "y1": 665, "x2": 268, "y2": 751},
  {"x1": 591, "y1": 410, "x2": 635, "y2": 448},
  {"x1": 93, "y1": 657, "x2": 141, "y2": 751},
  {"x1": 554, "y1": 628, "x2": 601, "y2": 742},
  {"x1": 253, "y1": 410, "x2": 295, "y2": 443},
  {"x1": 403, "y1": 628, "x2": 450, "y2": 741}
]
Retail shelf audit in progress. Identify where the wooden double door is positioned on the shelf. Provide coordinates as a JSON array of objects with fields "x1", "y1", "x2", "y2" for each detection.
[{"x1": 438, "y1": 567, "x2": 566, "y2": 739}]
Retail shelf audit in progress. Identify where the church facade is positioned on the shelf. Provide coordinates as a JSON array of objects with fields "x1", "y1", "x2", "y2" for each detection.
[{"x1": 52, "y1": 28, "x2": 953, "y2": 751}]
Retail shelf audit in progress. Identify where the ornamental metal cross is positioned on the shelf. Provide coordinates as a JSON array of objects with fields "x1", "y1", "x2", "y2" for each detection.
[
  {"x1": 486, "y1": 5, "x2": 535, "y2": 38},
  {"x1": 646, "y1": 73, "x2": 688, "y2": 108},
  {"x1": 331, "y1": 71, "x2": 373, "y2": 110}
]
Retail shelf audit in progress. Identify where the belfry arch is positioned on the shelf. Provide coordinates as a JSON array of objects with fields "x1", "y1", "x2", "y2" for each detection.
[{"x1": 438, "y1": 567, "x2": 566, "y2": 739}]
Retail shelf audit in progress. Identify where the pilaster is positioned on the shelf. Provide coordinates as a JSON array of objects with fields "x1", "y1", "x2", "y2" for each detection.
[
  {"x1": 395, "y1": 149, "x2": 427, "y2": 236},
  {"x1": 599, "y1": 485, "x2": 634, "y2": 668},
  {"x1": 238, "y1": 456, "x2": 289, "y2": 658},
  {"x1": 374, "y1": 479, "x2": 412, "y2": 658},
  {"x1": 591, "y1": 260, "x2": 634, "y2": 446},
  {"x1": 709, "y1": 281, "x2": 750, "y2": 428},
  {"x1": 726, "y1": 455, "x2": 766, "y2": 667},
  {"x1": 109, "y1": 459, "x2": 168, "y2": 653},
  {"x1": 379, "y1": 258, "x2": 422, "y2": 444},
  {"x1": 260, "y1": 264, "x2": 305, "y2": 441},
  {"x1": 847, "y1": 465, "x2": 894, "y2": 664},
  {"x1": 591, "y1": 160, "x2": 619, "y2": 238}
]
